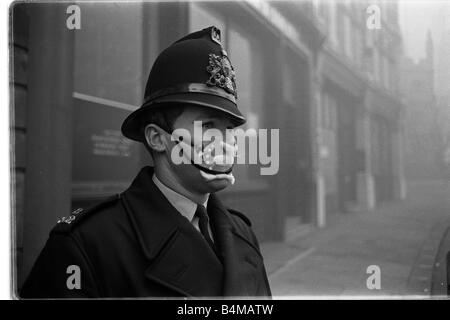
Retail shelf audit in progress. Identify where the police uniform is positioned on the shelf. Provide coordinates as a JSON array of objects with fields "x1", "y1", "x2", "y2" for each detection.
[{"x1": 20, "y1": 26, "x2": 271, "y2": 298}]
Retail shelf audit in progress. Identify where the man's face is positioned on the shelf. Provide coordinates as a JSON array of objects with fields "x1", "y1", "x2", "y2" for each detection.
[{"x1": 166, "y1": 105, "x2": 237, "y2": 194}]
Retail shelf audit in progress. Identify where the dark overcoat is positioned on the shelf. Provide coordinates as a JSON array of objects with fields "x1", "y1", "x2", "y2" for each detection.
[{"x1": 20, "y1": 167, "x2": 272, "y2": 298}]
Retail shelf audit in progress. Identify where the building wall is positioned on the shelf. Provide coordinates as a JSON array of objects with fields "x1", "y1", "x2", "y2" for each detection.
[
  {"x1": 313, "y1": 0, "x2": 404, "y2": 213},
  {"x1": 11, "y1": 3, "x2": 29, "y2": 289},
  {"x1": 11, "y1": 3, "x2": 76, "y2": 291},
  {"x1": 400, "y1": 54, "x2": 445, "y2": 180}
]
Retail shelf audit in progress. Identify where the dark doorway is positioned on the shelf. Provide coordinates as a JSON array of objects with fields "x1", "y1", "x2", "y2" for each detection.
[
  {"x1": 372, "y1": 117, "x2": 393, "y2": 203},
  {"x1": 337, "y1": 97, "x2": 358, "y2": 212}
]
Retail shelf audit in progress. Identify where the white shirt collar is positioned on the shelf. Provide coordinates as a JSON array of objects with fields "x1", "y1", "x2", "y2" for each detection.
[{"x1": 152, "y1": 174, "x2": 209, "y2": 222}]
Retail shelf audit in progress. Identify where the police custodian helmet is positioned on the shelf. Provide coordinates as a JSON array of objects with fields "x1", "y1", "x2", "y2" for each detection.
[{"x1": 121, "y1": 26, "x2": 246, "y2": 142}]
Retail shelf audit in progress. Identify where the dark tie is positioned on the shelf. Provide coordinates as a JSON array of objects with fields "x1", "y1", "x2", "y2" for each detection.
[{"x1": 195, "y1": 205, "x2": 215, "y2": 252}]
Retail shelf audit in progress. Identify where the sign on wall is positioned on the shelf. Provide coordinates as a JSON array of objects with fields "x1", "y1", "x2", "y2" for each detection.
[{"x1": 72, "y1": 97, "x2": 141, "y2": 198}]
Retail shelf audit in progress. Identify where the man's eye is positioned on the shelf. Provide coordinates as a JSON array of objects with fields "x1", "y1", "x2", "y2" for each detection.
[{"x1": 202, "y1": 122, "x2": 213, "y2": 129}]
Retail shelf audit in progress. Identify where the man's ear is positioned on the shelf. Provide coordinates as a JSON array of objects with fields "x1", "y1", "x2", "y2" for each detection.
[{"x1": 144, "y1": 124, "x2": 168, "y2": 153}]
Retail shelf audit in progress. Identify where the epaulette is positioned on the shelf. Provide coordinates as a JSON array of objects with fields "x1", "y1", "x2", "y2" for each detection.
[
  {"x1": 228, "y1": 208, "x2": 252, "y2": 227},
  {"x1": 51, "y1": 194, "x2": 120, "y2": 235}
]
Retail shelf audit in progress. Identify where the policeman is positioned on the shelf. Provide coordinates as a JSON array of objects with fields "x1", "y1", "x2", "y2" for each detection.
[{"x1": 20, "y1": 26, "x2": 272, "y2": 298}]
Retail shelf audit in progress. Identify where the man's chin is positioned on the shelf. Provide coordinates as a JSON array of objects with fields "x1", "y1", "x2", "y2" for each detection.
[{"x1": 204, "y1": 176, "x2": 232, "y2": 192}]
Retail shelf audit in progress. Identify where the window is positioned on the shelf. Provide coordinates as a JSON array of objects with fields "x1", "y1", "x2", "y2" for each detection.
[
  {"x1": 228, "y1": 25, "x2": 264, "y2": 130},
  {"x1": 72, "y1": 3, "x2": 144, "y2": 201},
  {"x1": 74, "y1": 3, "x2": 143, "y2": 106},
  {"x1": 336, "y1": 6, "x2": 346, "y2": 54},
  {"x1": 344, "y1": 15, "x2": 353, "y2": 59},
  {"x1": 329, "y1": 1, "x2": 338, "y2": 47}
]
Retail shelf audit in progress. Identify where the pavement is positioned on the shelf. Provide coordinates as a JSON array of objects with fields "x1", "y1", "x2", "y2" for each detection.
[{"x1": 260, "y1": 179, "x2": 450, "y2": 298}]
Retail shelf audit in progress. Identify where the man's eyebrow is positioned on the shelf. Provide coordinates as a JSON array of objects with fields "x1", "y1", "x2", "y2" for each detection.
[{"x1": 194, "y1": 115, "x2": 221, "y2": 121}]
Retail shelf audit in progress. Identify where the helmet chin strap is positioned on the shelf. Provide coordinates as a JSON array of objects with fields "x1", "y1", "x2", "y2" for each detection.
[
  {"x1": 191, "y1": 161, "x2": 233, "y2": 175},
  {"x1": 170, "y1": 131, "x2": 235, "y2": 176},
  {"x1": 198, "y1": 166, "x2": 236, "y2": 185}
]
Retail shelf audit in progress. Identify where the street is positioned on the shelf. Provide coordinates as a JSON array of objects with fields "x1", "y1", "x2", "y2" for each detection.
[{"x1": 261, "y1": 180, "x2": 450, "y2": 298}]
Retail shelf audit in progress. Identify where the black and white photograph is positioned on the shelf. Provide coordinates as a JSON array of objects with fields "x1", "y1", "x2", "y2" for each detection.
[{"x1": 8, "y1": 0, "x2": 450, "y2": 302}]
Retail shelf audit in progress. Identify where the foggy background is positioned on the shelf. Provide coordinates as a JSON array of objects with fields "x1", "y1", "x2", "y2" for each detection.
[{"x1": 11, "y1": 0, "x2": 450, "y2": 297}]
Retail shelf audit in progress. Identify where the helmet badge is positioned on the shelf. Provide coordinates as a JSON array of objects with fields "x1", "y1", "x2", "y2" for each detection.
[
  {"x1": 206, "y1": 53, "x2": 237, "y2": 98},
  {"x1": 211, "y1": 26, "x2": 222, "y2": 46}
]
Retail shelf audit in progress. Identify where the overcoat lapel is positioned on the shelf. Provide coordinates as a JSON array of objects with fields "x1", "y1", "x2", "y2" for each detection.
[
  {"x1": 120, "y1": 167, "x2": 223, "y2": 297},
  {"x1": 208, "y1": 194, "x2": 265, "y2": 296}
]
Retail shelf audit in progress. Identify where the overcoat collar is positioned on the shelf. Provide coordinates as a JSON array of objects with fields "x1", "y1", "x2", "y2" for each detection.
[
  {"x1": 207, "y1": 194, "x2": 267, "y2": 296},
  {"x1": 120, "y1": 167, "x2": 263, "y2": 297}
]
